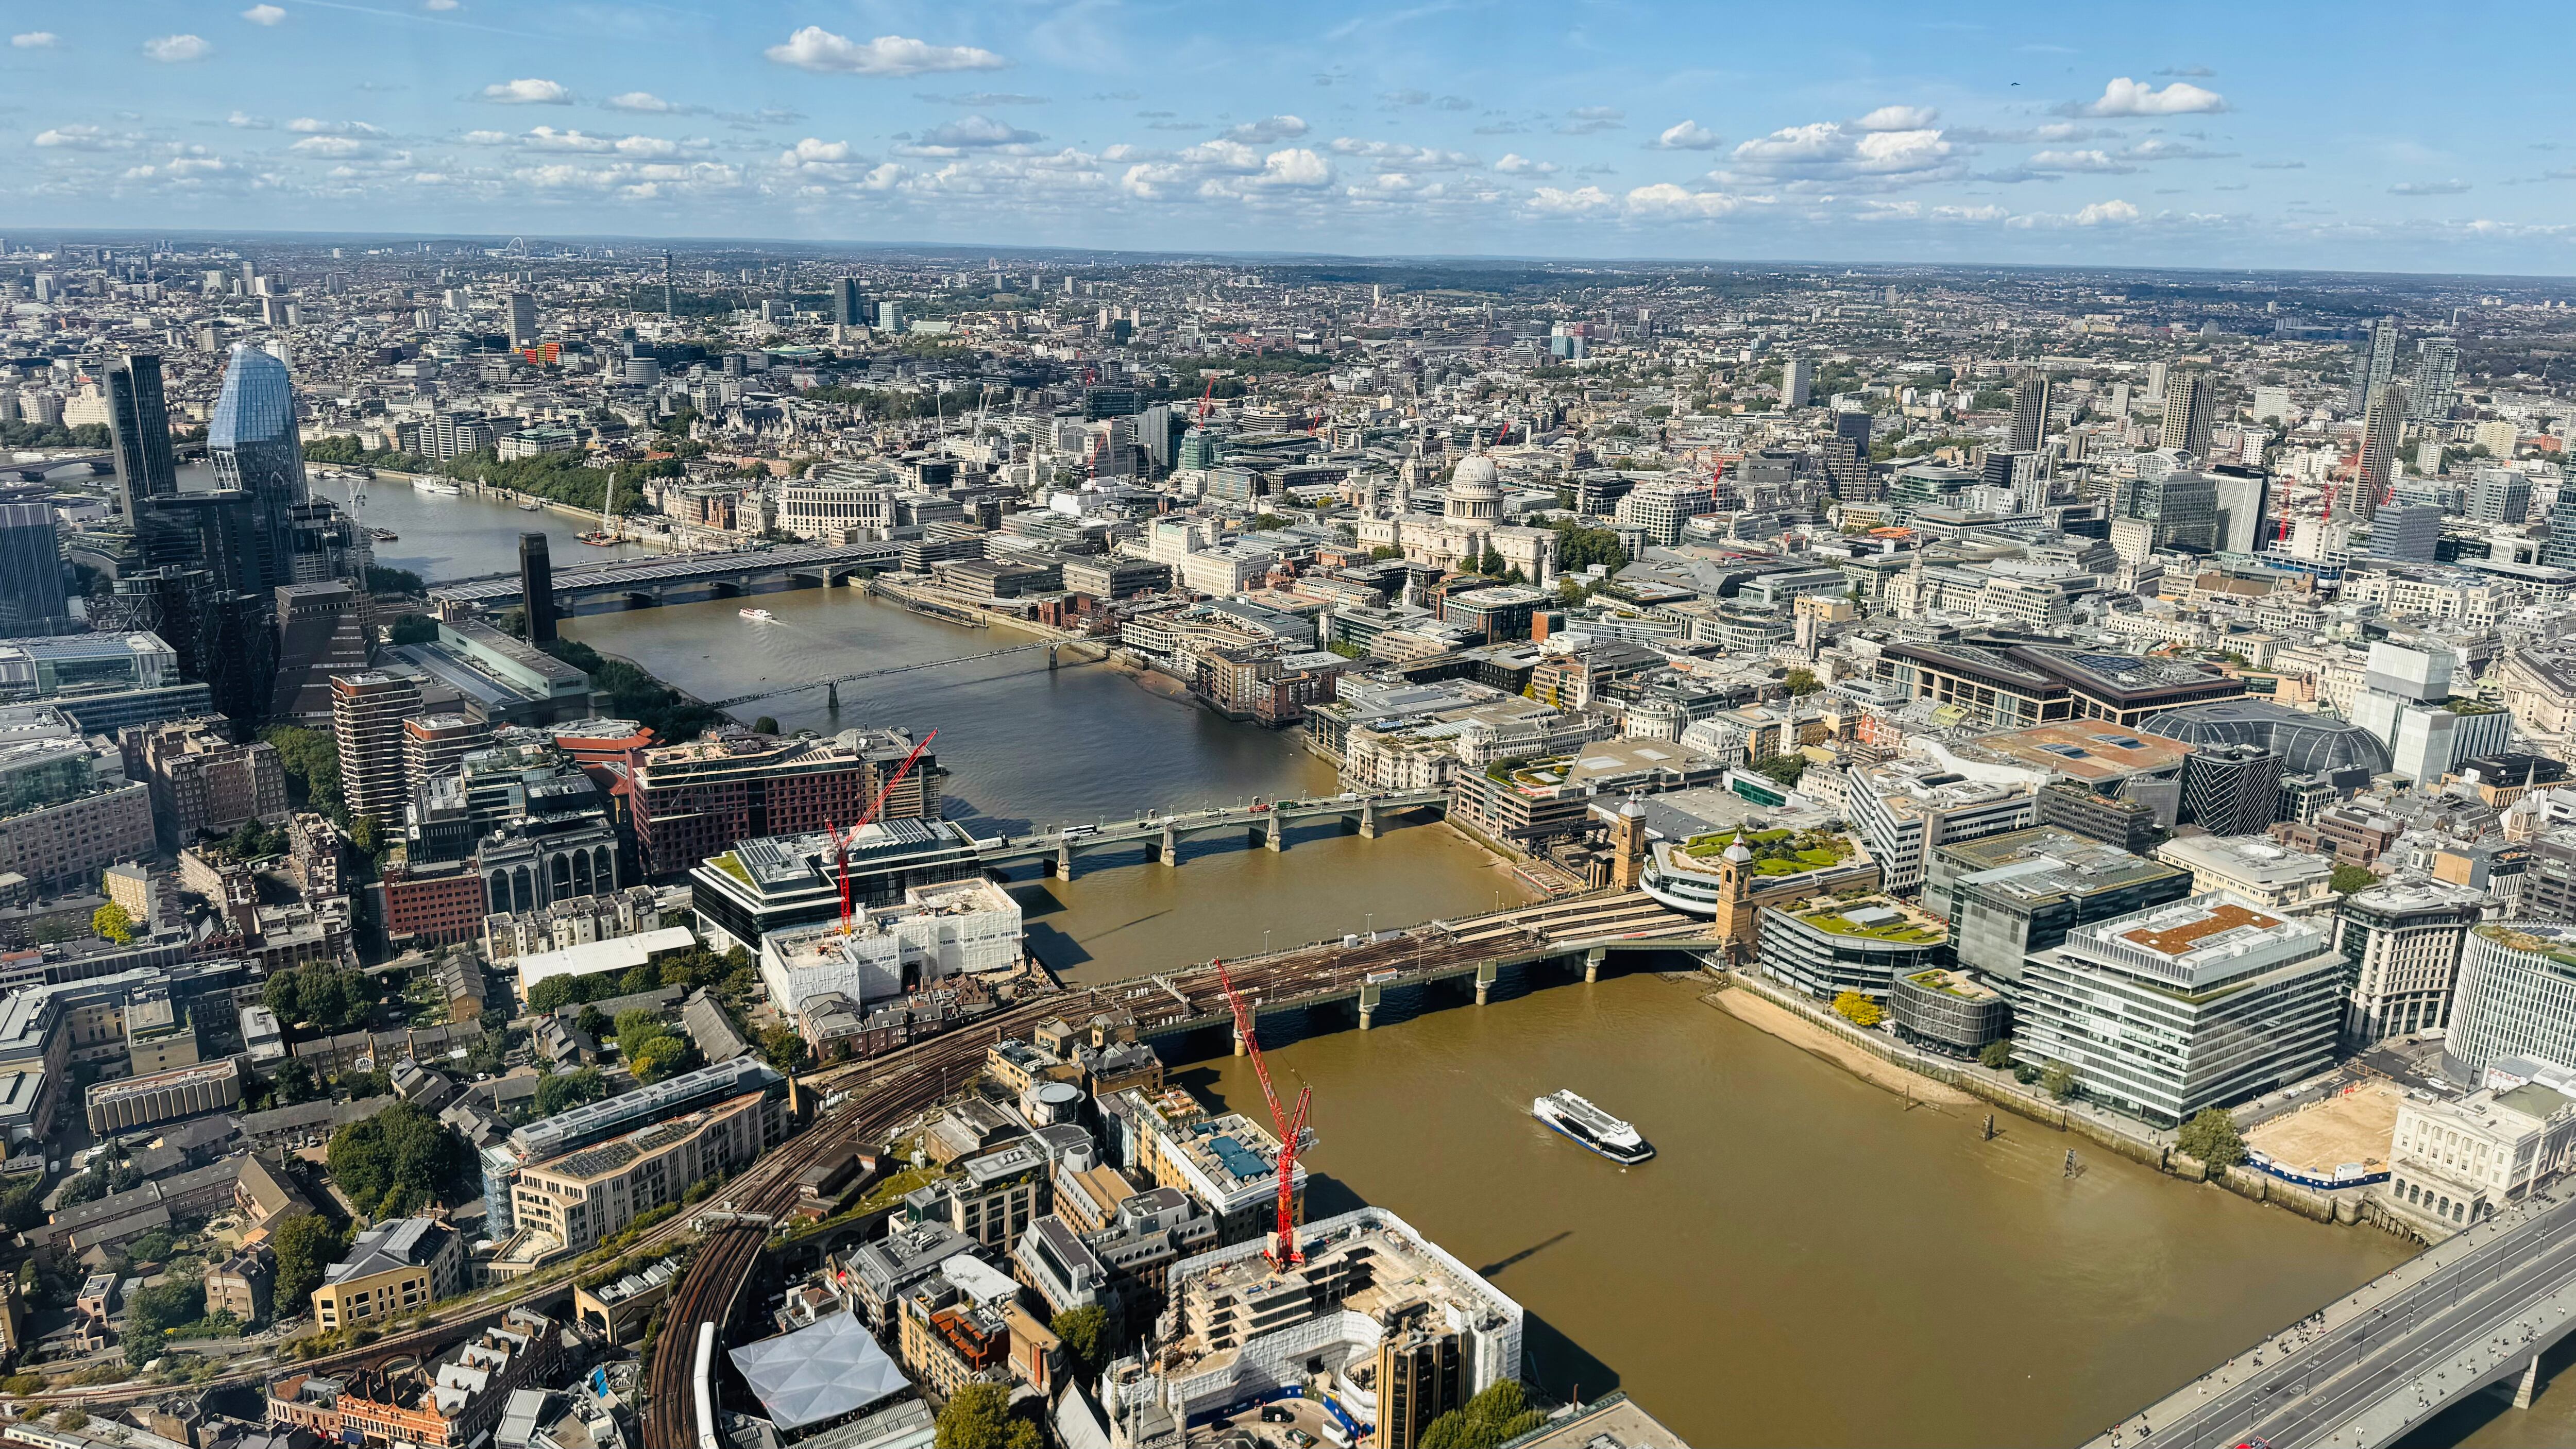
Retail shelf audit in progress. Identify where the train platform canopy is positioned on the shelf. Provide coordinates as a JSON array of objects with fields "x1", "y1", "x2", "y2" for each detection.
[{"x1": 728, "y1": 1311, "x2": 909, "y2": 1431}]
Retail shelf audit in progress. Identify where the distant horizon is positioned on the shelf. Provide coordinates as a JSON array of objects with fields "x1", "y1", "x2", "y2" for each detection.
[
  {"x1": 11, "y1": 223, "x2": 2576, "y2": 291},
  {"x1": 9, "y1": 2, "x2": 2575, "y2": 275}
]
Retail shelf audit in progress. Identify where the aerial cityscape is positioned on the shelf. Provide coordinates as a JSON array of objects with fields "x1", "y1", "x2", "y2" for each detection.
[{"x1": 9, "y1": 5, "x2": 2576, "y2": 1449}]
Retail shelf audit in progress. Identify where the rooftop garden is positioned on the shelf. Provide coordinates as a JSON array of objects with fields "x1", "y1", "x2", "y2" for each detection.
[
  {"x1": 1904, "y1": 968, "x2": 1990, "y2": 997},
  {"x1": 2442, "y1": 697, "x2": 2506, "y2": 716},
  {"x1": 1486, "y1": 755, "x2": 1573, "y2": 790},
  {"x1": 1684, "y1": 826, "x2": 1854, "y2": 876},
  {"x1": 1798, "y1": 901, "x2": 1943, "y2": 945}
]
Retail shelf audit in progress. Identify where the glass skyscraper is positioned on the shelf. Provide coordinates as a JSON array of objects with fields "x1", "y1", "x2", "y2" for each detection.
[
  {"x1": 0, "y1": 483, "x2": 70, "y2": 636},
  {"x1": 209, "y1": 343, "x2": 312, "y2": 592},
  {"x1": 105, "y1": 353, "x2": 178, "y2": 519}
]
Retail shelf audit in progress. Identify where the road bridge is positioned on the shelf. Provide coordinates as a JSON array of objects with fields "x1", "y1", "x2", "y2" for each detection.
[
  {"x1": 429, "y1": 540, "x2": 902, "y2": 616},
  {"x1": 2086, "y1": 1188, "x2": 2576, "y2": 1448},
  {"x1": 9, "y1": 452, "x2": 112, "y2": 480},
  {"x1": 975, "y1": 787, "x2": 1451, "y2": 877}
]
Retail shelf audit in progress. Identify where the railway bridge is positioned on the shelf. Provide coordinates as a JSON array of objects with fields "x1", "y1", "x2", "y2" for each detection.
[
  {"x1": 429, "y1": 540, "x2": 902, "y2": 616},
  {"x1": 976, "y1": 786, "x2": 1452, "y2": 878}
]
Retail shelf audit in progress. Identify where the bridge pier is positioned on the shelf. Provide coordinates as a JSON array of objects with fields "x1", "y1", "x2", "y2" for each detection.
[
  {"x1": 1358, "y1": 802, "x2": 1380, "y2": 839},
  {"x1": 1266, "y1": 815, "x2": 1286, "y2": 852},
  {"x1": 1584, "y1": 947, "x2": 1604, "y2": 984},
  {"x1": 1231, "y1": 1025, "x2": 1247, "y2": 1057},
  {"x1": 1160, "y1": 826, "x2": 1179, "y2": 864},
  {"x1": 1359, "y1": 982, "x2": 1380, "y2": 1031},
  {"x1": 2515, "y1": 1352, "x2": 2543, "y2": 1409},
  {"x1": 825, "y1": 682, "x2": 839, "y2": 711},
  {"x1": 1476, "y1": 960, "x2": 1498, "y2": 1007},
  {"x1": 1054, "y1": 844, "x2": 1075, "y2": 880}
]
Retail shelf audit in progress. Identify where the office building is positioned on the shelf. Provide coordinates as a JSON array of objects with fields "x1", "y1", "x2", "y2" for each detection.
[
  {"x1": 2351, "y1": 317, "x2": 2402, "y2": 412},
  {"x1": 2337, "y1": 878, "x2": 2488, "y2": 1045},
  {"x1": 518, "y1": 533, "x2": 556, "y2": 644},
  {"x1": 2141, "y1": 698, "x2": 2392, "y2": 788},
  {"x1": 121, "y1": 718, "x2": 287, "y2": 849},
  {"x1": 509, "y1": 1083, "x2": 785, "y2": 1253},
  {"x1": 0, "y1": 486, "x2": 69, "y2": 638},
  {"x1": 331, "y1": 672, "x2": 423, "y2": 829},
  {"x1": 2410, "y1": 337, "x2": 2460, "y2": 422},
  {"x1": 1783, "y1": 358, "x2": 1814, "y2": 408},
  {"x1": 2467, "y1": 468, "x2": 2532, "y2": 526},
  {"x1": 2386, "y1": 1065, "x2": 2576, "y2": 1230},
  {"x1": 268, "y1": 581, "x2": 370, "y2": 726},
  {"x1": 690, "y1": 821, "x2": 988, "y2": 951},
  {"x1": 2211, "y1": 468, "x2": 2269, "y2": 555},
  {"x1": 2367, "y1": 503, "x2": 2442, "y2": 562},
  {"x1": 208, "y1": 344, "x2": 313, "y2": 594},
  {"x1": 2009, "y1": 378, "x2": 2052, "y2": 454},
  {"x1": 104, "y1": 353, "x2": 179, "y2": 519},
  {"x1": 2353, "y1": 383, "x2": 2407, "y2": 523},
  {"x1": 0, "y1": 714, "x2": 155, "y2": 895},
  {"x1": 401, "y1": 713, "x2": 492, "y2": 793},
  {"x1": 2159, "y1": 371, "x2": 2214, "y2": 460},
  {"x1": 2179, "y1": 743, "x2": 2281, "y2": 837},
  {"x1": 1755, "y1": 893, "x2": 1947, "y2": 1003},
  {"x1": 628, "y1": 727, "x2": 938, "y2": 879},
  {"x1": 1149, "y1": 1207, "x2": 1521, "y2": 1431},
  {"x1": 1922, "y1": 825, "x2": 2196, "y2": 993},
  {"x1": 2445, "y1": 925, "x2": 2576, "y2": 1085},
  {"x1": 758, "y1": 877, "x2": 1022, "y2": 1017},
  {"x1": 311, "y1": 1217, "x2": 463, "y2": 1331},
  {"x1": 2153, "y1": 834, "x2": 2336, "y2": 916},
  {"x1": 86, "y1": 1059, "x2": 242, "y2": 1133},
  {"x1": 833, "y1": 277, "x2": 867, "y2": 330},
  {"x1": 1843, "y1": 755, "x2": 2038, "y2": 895},
  {"x1": 506, "y1": 291, "x2": 537, "y2": 348},
  {"x1": 2350, "y1": 641, "x2": 2512, "y2": 786},
  {"x1": 1889, "y1": 967, "x2": 2008, "y2": 1056},
  {"x1": 2017, "y1": 894, "x2": 2347, "y2": 1126},
  {"x1": 2121, "y1": 469, "x2": 2219, "y2": 553},
  {"x1": 1151, "y1": 1112, "x2": 1306, "y2": 1247}
]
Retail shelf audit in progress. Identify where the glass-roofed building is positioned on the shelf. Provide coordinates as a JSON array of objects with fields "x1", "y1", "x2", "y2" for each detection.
[{"x1": 2139, "y1": 698, "x2": 2393, "y2": 785}]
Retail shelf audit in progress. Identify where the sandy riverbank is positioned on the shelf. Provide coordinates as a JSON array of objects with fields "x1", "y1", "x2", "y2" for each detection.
[{"x1": 1705, "y1": 986, "x2": 1975, "y2": 1105}]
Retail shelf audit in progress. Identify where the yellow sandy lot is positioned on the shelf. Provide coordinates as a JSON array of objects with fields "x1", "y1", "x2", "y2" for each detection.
[{"x1": 2244, "y1": 1079, "x2": 2402, "y2": 1174}]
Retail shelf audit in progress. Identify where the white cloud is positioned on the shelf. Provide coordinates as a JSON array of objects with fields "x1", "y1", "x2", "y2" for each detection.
[
  {"x1": 242, "y1": 5, "x2": 286, "y2": 24},
  {"x1": 1623, "y1": 182, "x2": 1757, "y2": 218},
  {"x1": 1225, "y1": 115, "x2": 1309, "y2": 144},
  {"x1": 2026, "y1": 148, "x2": 2136, "y2": 174},
  {"x1": 1528, "y1": 184, "x2": 1615, "y2": 214},
  {"x1": 10, "y1": 31, "x2": 58, "y2": 48},
  {"x1": 1494, "y1": 152, "x2": 1555, "y2": 175},
  {"x1": 604, "y1": 92, "x2": 678, "y2": 113},
  {"x1": 481, "y1": 78, "x2": 571, "y2": 105},
  {"x1": 1857, "y1": 105, "x2": 1939, "y2": 131},
  {"x1": 2067, "y1": 77, "x2": 2228, "y2": 117},
  {"x1": 903, "y1": 115, "x2": 1043, "y2": 153},
  {"x1": 1329, "y1": 139, "x2": 1478, "y2": 171},
  {"x1": 34, "y1": 125, "x2": 122, "y2": 150},
  {"x1": 291, "y1": 134, "x2": 369, "y2": 157},
  {"x1": 144, "y1": 34, "x2": 213, "y2": 62},
  {"x1": 424, "y1": 0, "x2": 458, "y2": 8},
  {"x1": 2075, "y1": 198, "x2": 2142, "y2": 224},
  {"x1": 288, "y1": 117, "x2": 381, "y2": 135},
  {"x1": 1653, "y1": 121, "x2": 1721, "y2": 151},
  {"x1": 2390, "y1": 179, "x2": 2472, "y2": 195},
  {"x1": 461, "y1": 129, "x2": 511, "y2": 145},
  {"x1": 228, "y1": 111, "x2": 273, "y2": 130},
  {"x1": 1723, "y1": 122, "x2": 1959, "y2": 191},
  {"x1": 764, "y1": 27, "x2": 1004, "y2": 77},
  {"x1": 519, "y1": 127, "x2": 616, "y2": 152},
  {"x1": 1118, "y1": 141, "x2": 1332, "y2": 201},
  {"x1": 1558, "y1": 106, "x2": 1624, "y2": 135}
]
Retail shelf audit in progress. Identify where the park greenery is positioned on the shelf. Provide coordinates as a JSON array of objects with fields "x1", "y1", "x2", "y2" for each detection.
[
  {"x1": 614, "y1": 1008, "x2": 700, "y2": 1083},
  {"x1": 260, "y1": 726, "x2": 345, "y2": 819},
  {"x1": 263, "y1": 962, "x2": 377, "y2": 1032},
  {"x1": 1549, "y1": 518, "x2": 1628, "y2": 575},
  {"x1": 538, "y1": 638, "x2": 721, "y2": 745},
  {"x1": 2330, "y1": 864, "x2": 2379, "y2": 895},
  {"x1": 2176, "y1": 1108, "x2": 2249, "y2": 1168},
  {"x1": 933, "y1": 1383, "x2": 1040, "y2": 1449},
  {"x1": 327, "y1": 1102, "x2": 472, "y2": 1217},
  {"x1": 1420, "y1": 1380, "x2": 1548, "y2": 1448},
  {"x1": 272, "y1": 1215, "x2": 349, "y2": 1306}
]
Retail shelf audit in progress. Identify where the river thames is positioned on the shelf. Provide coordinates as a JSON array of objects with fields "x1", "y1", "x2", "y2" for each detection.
[{"x1": 380, "y1": 490, "x2": 2526, "y2": 1445}]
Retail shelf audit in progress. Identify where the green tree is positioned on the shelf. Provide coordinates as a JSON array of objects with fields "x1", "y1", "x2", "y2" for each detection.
[
  {"x1": 2041, "y1": 1061, "x2": 2078, "y2": 1101},
  {"x1": 2330, "y1": 864, "x2": 2377, "y2": 895},
  {"x1": 1977, "y1": 1039, "x2": 2013, "y2": 1070},
  {"x1": 535, "y1": 1068, "x2": 605, "y2": 1116},
  {"x1": 1052, "y1": 1303, "x2": 1112, "y2": 1377},
  {"x1": 525, "y1": 975, "x2": 581, "y2": 1014},
  {"x1": 933, "y1": 1383, "x2": 1039, "y2": 1449},
  {"x1": 326, "y1": 1101, "x2": 469, "y2": 1216},
  {"x1": 1781, "y1": 668, "x2": 1821, "y2": 696},
  {"x1": 751, "y1": 716, "x2": 781, "y2": 736},
  {"x1": 758, "y1": 1025, "x2": 811, "y2": 1075},
  {"x1": 1753, "y1": 753, "x2": 1808, "y2": 788},
  {"x1": 1419, "y1": 1380, "x2": 1547, "y2": 1449},
  {"x1": 2176, "y1": 1107, "x2": 2248, "y2": 1168},
  {"x1": 91, "y1": 902, "x2": 133, "y2": 945},
  {"x1": 1832, "y1": 991, "x2": 1884, "y2": 1028},
  {"x1": 271, "y1": 1214, "x2": 346, "y2": 1307},
  {"x1": 1479, "y1": 545, "x2": 1505, "y2": 576},
  {"x1": 261, "y1": 726, "x2": 344, "y2": 816},
  {"x1": 265, "y1": 963, "x2": 373, "y2": 1031},
  {"x1": 575, "y1": 1003, "x2": 609, "y2": 1039},
  {"x1": 388, "y1": 615, "x2": 440, "y2": 646},
  {"x1": 349, "y1": 814, "x2": 381, "y2": 856}
]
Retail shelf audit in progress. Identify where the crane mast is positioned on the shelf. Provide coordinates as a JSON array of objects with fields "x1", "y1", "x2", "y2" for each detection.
[{"x1": 1212, "y1": 958, "x2": 1310, "y2": 1267}]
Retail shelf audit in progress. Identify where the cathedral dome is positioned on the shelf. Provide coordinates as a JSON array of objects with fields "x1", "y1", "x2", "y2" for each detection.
[{"x1": 1449, "y1": 452, "x2": 1502, "y2": 500}]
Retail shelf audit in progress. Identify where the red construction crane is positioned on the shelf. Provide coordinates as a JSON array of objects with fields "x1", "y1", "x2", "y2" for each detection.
[
  {"x1": 1212, "y1": 957, "x2": 1311, "y2": 1268},
  {"x1": 823, "y1": 729, "x2": 939, "y2": 932},
  {"x1": 1195, "y1": 376, "x2": 1215, "y2": 424}
]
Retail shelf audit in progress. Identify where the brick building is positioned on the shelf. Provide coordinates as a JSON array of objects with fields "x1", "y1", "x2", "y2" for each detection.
[{"x1": 628, "y1": 727, "x2": 937, "y2": 878}]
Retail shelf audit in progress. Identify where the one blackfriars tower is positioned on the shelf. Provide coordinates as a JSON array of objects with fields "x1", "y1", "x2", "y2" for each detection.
[
  {"x1": 208, "y1": 343, "x2": 313, "y2": 592},
  {"x1": 105, "y1": 353, "x2": 179, "y2": 519}
]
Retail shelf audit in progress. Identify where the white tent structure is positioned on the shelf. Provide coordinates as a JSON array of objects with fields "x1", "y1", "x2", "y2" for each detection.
[{"x1": 727, "y1": 1311, "x2": 910, "y2": 1430}]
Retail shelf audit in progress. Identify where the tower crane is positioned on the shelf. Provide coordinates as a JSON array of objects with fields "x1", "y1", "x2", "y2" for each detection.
[
  {"x1": 1212, "y1": 958, "x2": 1312, "y2": 1268},
  {"x1": 820, "y1": 729, "x2": 939, "y2": 933}
]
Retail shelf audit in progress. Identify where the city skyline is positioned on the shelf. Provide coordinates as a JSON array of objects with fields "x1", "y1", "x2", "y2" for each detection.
[{"x1": 9, "y1": 1, "x2": 2576, "y2": 275}]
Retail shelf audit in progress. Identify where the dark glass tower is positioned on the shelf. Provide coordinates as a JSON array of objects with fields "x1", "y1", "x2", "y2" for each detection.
[
  {"x1": 105, "y1": 353, "x2": 179, "y2": 519},
  {"x1": 0, "y1": 484, "x2": 70, "y2": 636},
  {"x1": 208, "y1": 344, "x2": 312, "y2": 593},
  {"x1": 519, "y1": 532, "x2": 557, "y2": 643}
]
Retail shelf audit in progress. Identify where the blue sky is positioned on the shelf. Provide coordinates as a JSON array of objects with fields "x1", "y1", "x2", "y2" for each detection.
[{"x1": 5, "y1": 1, "x2": 2571, "y2": 275}]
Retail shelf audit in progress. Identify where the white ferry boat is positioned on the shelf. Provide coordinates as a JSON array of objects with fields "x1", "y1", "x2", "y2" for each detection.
[
  {"x1": 413, "y1": 479, "x2": 461, "y2": 497},
  {"x1": 1532, "y1": 1089, "x2": 1654, "y2": 1164},
  {"x1": 739, "y1": 608, "x2": 776, "y2": 622}
]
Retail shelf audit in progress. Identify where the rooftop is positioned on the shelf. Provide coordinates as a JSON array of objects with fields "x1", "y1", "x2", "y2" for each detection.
[
  {"x1": 1789, "y1": 895, "x2": 1946, "y2": 945},
  {"x1": 1959, "y1": 720, "x2": 2195, "y2": 783}
]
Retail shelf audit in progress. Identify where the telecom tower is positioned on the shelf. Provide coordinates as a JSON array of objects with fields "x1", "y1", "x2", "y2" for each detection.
[{"x1": 661, "y1": 251, "x2": 673, "y2": 320}]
